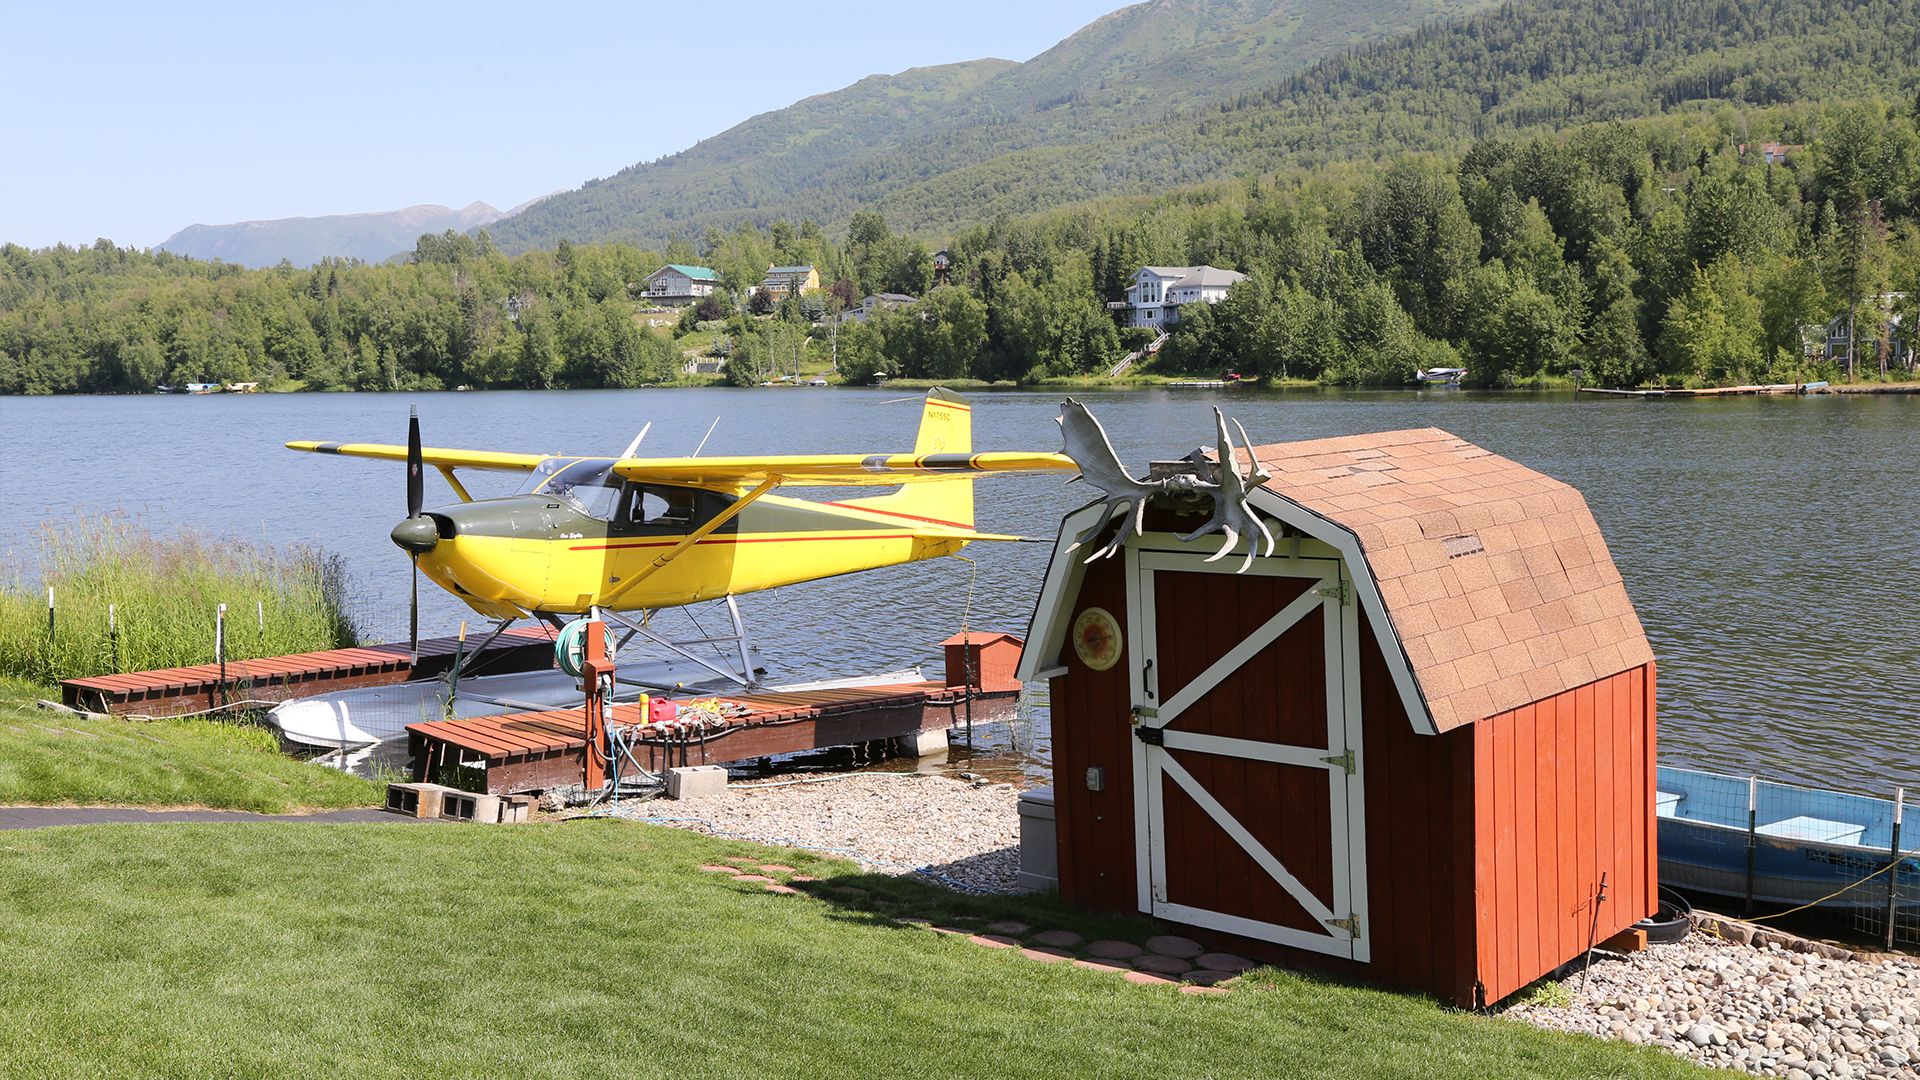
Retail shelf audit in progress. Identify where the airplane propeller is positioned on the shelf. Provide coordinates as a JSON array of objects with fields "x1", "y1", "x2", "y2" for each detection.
[{"x1": 387, "y1": 406, "x2": 430, "y2": 662}]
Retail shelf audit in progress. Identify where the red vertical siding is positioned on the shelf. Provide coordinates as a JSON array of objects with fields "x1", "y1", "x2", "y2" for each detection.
[
  {"x1": 1048, "y1": 552, "x2": 1137, "y2": 911},
  {"x1": 1356, "y1": 610, "x2": 1478, "y2": 1005},
  {"x1": 1472, "y1": 664, "x2": 1657, "y2": 1004}
]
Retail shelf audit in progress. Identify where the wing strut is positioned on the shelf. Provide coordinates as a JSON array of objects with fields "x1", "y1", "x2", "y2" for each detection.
[
  {"x1": 598, "y1": 478, "x2": 778, "y2": 608},
  {"x1": 436, "y1": 466, "x2": 474, "y2": 503}
]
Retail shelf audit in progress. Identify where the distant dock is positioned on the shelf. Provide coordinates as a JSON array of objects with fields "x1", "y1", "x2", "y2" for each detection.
[{"x1": 1579, "y1": 381, "x2": 1920, "y2": 397}]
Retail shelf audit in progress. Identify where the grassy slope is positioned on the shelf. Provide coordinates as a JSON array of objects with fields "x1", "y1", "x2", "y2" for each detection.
[
  {"x1": 0, "y1": 679, "x2": 378, "y2": 811},
  {"x1": 0, "y1": 821, "x2": 1708, "y2": 1079}
]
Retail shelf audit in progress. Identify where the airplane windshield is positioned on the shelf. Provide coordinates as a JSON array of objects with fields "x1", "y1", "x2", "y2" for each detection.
[{"x1": 522, "y1": 458, "x2": 621, "y2": 519}]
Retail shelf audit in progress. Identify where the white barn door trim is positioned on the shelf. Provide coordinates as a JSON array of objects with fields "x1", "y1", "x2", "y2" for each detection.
[{"x1": 1125, "y1": 538, "x2": 1370, "y2": 962}]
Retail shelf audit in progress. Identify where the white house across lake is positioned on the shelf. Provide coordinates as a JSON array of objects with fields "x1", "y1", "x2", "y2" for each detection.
[
  {"x1": 1109, "y1": 265, "x2": 1246, "y2": 329},
  {"x1": 643, "y1": 264, "x2": 720, "y2": 306}
]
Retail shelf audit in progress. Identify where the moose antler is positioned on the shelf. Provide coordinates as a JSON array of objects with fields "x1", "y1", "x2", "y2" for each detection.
[
  {"x1": 1175, "y1": 410, "x2": 1275, "y2": 572},
  {"x1": 1055, "y1": 398, "x2": 1273, "y2": 571}
]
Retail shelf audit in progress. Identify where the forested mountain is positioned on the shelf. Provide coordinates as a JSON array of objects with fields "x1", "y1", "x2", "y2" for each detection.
[
  {"x1": 865, "y1": 0, "x2": 1920, "y2": 232},
  {"x1": 156, "y1": 202, "x2": 513, "y2": 268},
  {"x1": 486, "y1": 0, "x2": 1493, "y2": 251},
  {"x1": 10, "y1": 0, "x2": 1920, "y2": 397}
]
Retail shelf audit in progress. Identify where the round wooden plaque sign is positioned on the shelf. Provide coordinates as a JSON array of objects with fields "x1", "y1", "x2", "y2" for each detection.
[{"x1": 1071, "y1": 607, "x2": 1123, "y2": 672}]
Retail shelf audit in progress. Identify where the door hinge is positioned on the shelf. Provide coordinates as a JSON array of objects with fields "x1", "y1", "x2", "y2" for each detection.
[
  {"x1": 1326, "y1": 913, "x2": 1362, "y2": 938},
  {"x1": 1134, "y1": 724, "x2": 1165, "y2": 746},
  {"x1": 1319, "y1": 748, "x2": 1355, "y2": 774},
  {"x1": 1315, "y1": 579, "x2": 1351, "y2": 605}
]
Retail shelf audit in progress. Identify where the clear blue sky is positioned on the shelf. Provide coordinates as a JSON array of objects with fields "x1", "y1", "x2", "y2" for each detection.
[{"x1": 0, "y1": 0, "x2": 1125, "y2": 249}]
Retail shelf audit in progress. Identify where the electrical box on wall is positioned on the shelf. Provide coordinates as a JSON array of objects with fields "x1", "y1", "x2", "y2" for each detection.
[{"x1": 1085, "y1": 766, "x2": 1104, "y2": 792}]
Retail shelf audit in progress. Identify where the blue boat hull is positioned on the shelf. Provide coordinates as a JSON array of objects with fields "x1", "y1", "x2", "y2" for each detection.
[{"x1": 1656, "y1": 766, "x2": 1918, "y2": 912}]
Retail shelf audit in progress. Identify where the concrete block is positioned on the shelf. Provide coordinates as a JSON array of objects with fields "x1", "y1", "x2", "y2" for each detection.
[
  {"x1": 385, "y1": 782, "x2": 453, "y2": 820},
  {"x1": 439, "y1": 790, "x2": 502, "y2": 823},
  {"x1": 1015, "y1": 786, "x2": 1058, "y2": 893},
  {"x1": 666, "y1": 765, "x2": 728, "y2": 800},
  {"x1": 894, "y1": 726, "x2": 950, "y2": 759},
  {"x1": 497, "y1": 794, "x2": 536, "y2": 824}
]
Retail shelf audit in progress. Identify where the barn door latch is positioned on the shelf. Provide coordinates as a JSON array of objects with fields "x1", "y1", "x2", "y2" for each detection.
[
  {"x1": 1133, "y1": 724, "x2": 1165, "y2": 746},
  {"x1": 1315, "y1": 579, "x2": 1351, "y2": 605},
  {"x1": 1319, "y1": 748, "x2": 1355, "y2": 774},
  {"x1": 1325, "y1": 913, "x2": 1362, "y2": 939}
]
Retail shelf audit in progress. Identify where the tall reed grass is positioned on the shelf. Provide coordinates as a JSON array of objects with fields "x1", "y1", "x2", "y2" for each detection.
[{"x1": 0, "y1": 516, "x2": 360, "y2": 684}]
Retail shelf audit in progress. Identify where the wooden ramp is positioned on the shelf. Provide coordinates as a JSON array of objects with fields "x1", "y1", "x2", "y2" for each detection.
[
  {"x1": 407, "y1": 681, "x2": 1005, "y2": 795},
  {"x1": 60, "y1": 627, "x2": 557, "y2": 717}
]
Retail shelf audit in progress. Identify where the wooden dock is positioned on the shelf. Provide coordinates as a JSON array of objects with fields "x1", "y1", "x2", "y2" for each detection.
[
  {"x1": 1577, "y1": 382, "x2": 1834, "y2": 398},
  {"x1": 406, "y1": 681, "x2": 1013, "y2": 794},
  {"x1": 60, "y1": 627, "x2": 557, "y2": 717}
]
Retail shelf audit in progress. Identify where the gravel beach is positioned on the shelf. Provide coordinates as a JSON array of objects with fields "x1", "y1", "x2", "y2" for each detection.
[
  {"x1": 612, "y1": 771, "x2": 1024, "y2": 893},
  {"x1": 1508, "y1": 933, "x2": 1920, "y2": 1077}
]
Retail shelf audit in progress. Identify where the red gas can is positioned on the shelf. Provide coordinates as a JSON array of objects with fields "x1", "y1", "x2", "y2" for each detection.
[{"x1": 648, "y1": 697, "x2": 679, "y2": 725}]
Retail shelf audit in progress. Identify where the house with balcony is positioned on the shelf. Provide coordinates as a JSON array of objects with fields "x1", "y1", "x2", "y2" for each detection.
[
  {"x1": 842, "y1": 292, "x2": 918, "y2": 324},
  {"x1": 1107, "y1": 265, "x2": 1247, "y2": 329},
  {"x1": 642, "y1": 264, "x2": 720, "y2": 306},
  {"x1": 760, "y1": 264, "x2": 821, "y2": 299}
]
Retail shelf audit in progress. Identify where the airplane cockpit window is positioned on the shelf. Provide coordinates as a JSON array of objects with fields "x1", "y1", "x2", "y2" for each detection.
[
  {"x1": 524, "y1": 458, "x2": 622, "y2": 519},
  {"x1": 630, "y1": 487, "x2": 696, "y2": 528}
]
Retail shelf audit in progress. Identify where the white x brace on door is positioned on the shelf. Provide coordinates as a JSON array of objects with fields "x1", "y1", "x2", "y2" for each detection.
[{"x1": 1126, "y1": 540, "x2": 1369, "y2": 961}]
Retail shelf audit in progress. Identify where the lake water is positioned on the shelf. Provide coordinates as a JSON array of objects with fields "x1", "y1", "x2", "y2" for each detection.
[{"x1": 2, "y1": 387, "x2": 1915, "y2": 794}]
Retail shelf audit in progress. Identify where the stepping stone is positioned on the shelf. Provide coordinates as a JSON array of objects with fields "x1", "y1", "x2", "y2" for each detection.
[
  {"x1": 1019, "y1": 947, "x2": 1074, "y2": 964},
  {"x1": 1031, "y1": 929, "x2": 1085, "y2": 949},
  {"x1": 1123, "y1": 970, "x2": 1176, "y2": 986},
  {"x1": 1085, "y1": 940, "x2": 1145, "y2": 960},
  {"x1": 1195, "y1": 952, "x2": 1255, "y2": 973},
  {"x1": 758, "y1": 864, "x2": 798, "y2": 874},
  {"x1": 1185, "y1": 970, "x2": 1236, "y2": 986},
  {"x1": 969, "y1": 934, "x2": 1019, "y2": 949},
  {"x1": 1072, "y1": 959, "x2": 1129, "y2": 974},
  {"x1": 931, "y1": 925, "x2": 970, "y2": 936},
  {"x1": 734, "y1": 874, "x2": 775, "y2": 883},
  {"x1": 764, "y1": 884, "x2": 800, "y2": 895},
  {"x1": 985, "y1": 920, "x2": 1031, "y2": 936},
  {"x1": 1133, "y1": 953, "x2": 1194, "y2": 975},
  {"x1": 790, "y1": 875, "x2": 819, "y2": 883},
  {"x1": 698, "y1": 864, "x2": 738, "y2": 874},
  {"x1": 1180, "y1": 985, "x2": 1230, "y2": 996},
  {"x1": 1145, "y1": 934, "x2": 1204, "y2": 959}
]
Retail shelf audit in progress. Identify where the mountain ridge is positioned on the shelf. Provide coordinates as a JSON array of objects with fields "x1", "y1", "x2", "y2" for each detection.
[{"x1": 485, "y1": 0, "x2": 1495, "y2": 251}]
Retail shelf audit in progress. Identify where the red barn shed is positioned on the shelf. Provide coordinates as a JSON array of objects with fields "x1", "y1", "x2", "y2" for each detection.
[{"x1": 1017, "y1": 427, "x2": 1658, "y2": 1007}]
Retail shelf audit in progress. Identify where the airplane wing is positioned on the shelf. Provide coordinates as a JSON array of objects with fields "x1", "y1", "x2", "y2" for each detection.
[
  {"x1": 610, "y1": 451, "x2": 1079, "y2": 490},
  {"x1": 284, "y1": 441, "x2": 550, "y2": 472}
]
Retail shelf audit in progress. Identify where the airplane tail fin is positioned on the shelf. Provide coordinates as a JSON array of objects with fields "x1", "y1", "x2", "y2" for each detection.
[{"x1": 842, "y1": 388, "x2": 974, "y2": 529}]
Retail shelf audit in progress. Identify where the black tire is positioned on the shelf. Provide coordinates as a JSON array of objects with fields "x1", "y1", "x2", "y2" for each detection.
[{"x1": 1636, "y1": 886, "x2": 1694, "y2": 944}]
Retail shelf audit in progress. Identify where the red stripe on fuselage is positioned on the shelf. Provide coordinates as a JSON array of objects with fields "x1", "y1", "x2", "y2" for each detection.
[
  {"x1": 567, "y1": 533, "x2": 923, "y2": 552},
  {"x1": 820, "y1": 501, "x2": 971, "y2": 530}
]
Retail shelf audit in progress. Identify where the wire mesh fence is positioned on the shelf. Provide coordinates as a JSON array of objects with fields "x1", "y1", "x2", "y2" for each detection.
[{"x1": 1657, "y1": 766, "x2": 1916, "y2": 947}]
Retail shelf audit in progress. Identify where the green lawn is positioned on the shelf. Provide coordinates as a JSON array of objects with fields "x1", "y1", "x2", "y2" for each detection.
[
  {"x1": 0, "y1": 821, "x2": 1710, "y2": 1079},
  {"x1": 0, "y1": 679, "x2": 379, "y2": 812}
]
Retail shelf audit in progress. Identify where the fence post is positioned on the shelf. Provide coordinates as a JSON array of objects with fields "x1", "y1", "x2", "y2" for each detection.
[
  {"x1": 46, "y1": 586, "x2": 55, "y2": 642},
  {"x1": 1745, "y1": 775, "x2": 1759, "y2": 917},
  {"x1": 108, "y1": 603, "x2": 118, "y2": 673},
  {"x1": 215, "y1": 603, "x2": 227, "y2": 709},
  {"x1": 1889, "y1": 788, "x2": 1905, "y2": 953}
]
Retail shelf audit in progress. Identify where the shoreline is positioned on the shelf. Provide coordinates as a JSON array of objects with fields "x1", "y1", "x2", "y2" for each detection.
[{"x1": 13, "y1": 378, "x2": 1920, "y2": 398}]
